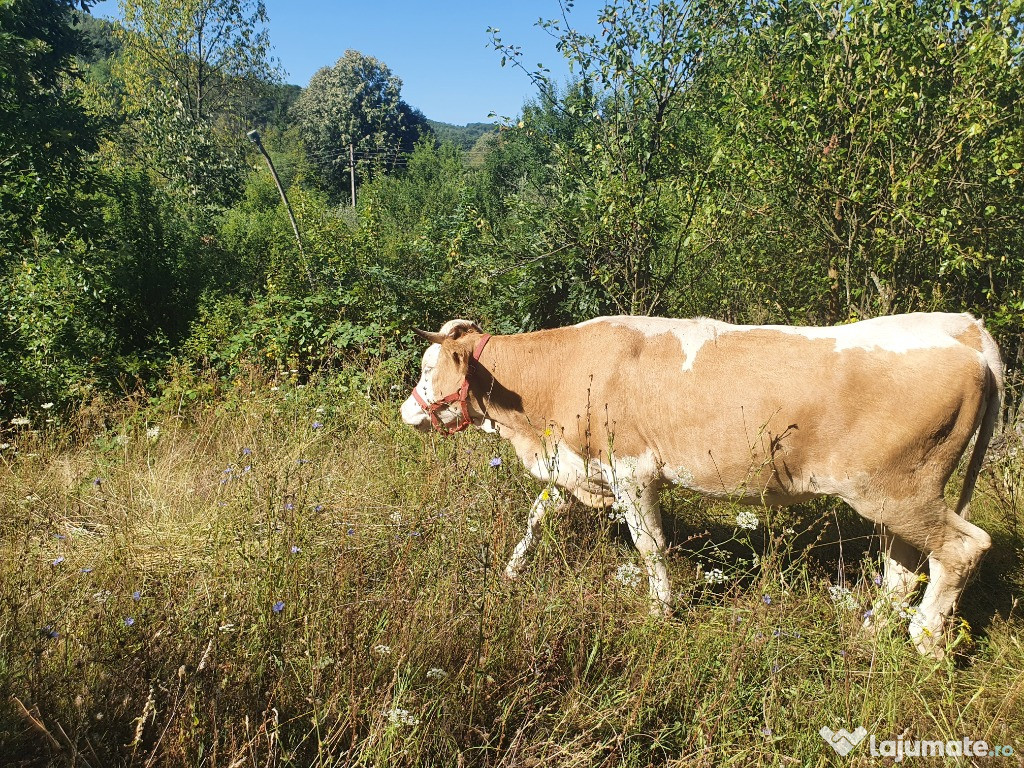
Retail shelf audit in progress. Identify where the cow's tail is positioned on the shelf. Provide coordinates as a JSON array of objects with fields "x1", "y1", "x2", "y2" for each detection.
[{"x1": 955, "y1": 320, "x2": 1004, "y2": 517}]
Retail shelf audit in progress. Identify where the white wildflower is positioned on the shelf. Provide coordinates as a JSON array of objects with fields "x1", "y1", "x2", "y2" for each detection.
[
  {"x1": 373, "y1": 644, "x2": 392, "y2": 656},
  {"x1": 41, "y1": 402, "x2": 54, "y2": 410},
  {"x1": 828, "y1": 584, "x2": 857, "y2": 611},
  {"x1": 615, "y1": 563, "x2": 643, "y2": 589},
  {"x1": 0, "y1": 443, "x2": 9, "y2": 451},
  {"x1": 386, "y1": 707, "x2": 420, "y2": 726},
  {"x1": 146, "y1": 426, "x2": 160, "y2": 440},
  {"x1": 704, "y1": 568, "x2": 728, "y2": 585},
  {"x1": 389, "y1": 511, "x2": 403, "y2": 524},
  {"x1": 736, "y1": 510, "x2": 759, "y2": 530},
  {"x1": 10, "y1": 417, "x2": 30, "y2": 427},
  {"x1": 426, "y1": 667, "x2": 448, "y2": 681}
]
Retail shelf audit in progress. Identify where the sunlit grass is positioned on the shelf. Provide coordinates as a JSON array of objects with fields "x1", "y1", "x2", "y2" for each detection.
[{"x1": 1, "y1": 376, "x2": 1021, "y2": 766}]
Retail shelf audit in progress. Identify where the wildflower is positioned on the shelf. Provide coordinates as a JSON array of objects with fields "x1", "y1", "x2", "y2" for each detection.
[
  {"x1": 0, "y1": 443, "x2": 9, "y2": 450},
  {"x1": 285, "y1": 502, "x2": 294, "y2": 511},
  {"x1": 132, "y1": 591, "x2": 141, "y2": 601},
  {"x1": 373, "y1": 644, "x2": 392, "y2": 656},
  {"x1": 426, "y1": 667, "x2": 448, "y2": 681},
  {"x1": 41, "y1": 625, "x2": 59, "y2": 640},
  {"x1": 736, "y1": 510, "x2": 759, "y2": 530},
  {"x1": 312, "y1": 421, "x2": 323, "y2": 430},
  {"x1": 41, "y1": 402, "x2": 54, "y2": 410},
  {"x1": 242, "y1": 447, "x2": 252, "y2": 455},
  {"x1": 389, "y1": 511, "x2": 403, "y2": 524},
  {"x1": 873, "y1": 574, "x2": 883, "y2": 586},
  {"x1": 290, "y1": 545, "x2": 301, "y2": 554},
  {"x1": 762, "y1": 594, "x2": 772, "y2": 605},
  {"x1": 272, "y1": 601, "x2": 285, "y2": 613},
  {"x1": 10, "y1": 417, "x2": 30, "y2": 427},
  {"x1": 93, "y1": 478, "x2": 102, "y2": 486},
  {"x1": 489, "y1": 457, "x2": 501, "y2": 467},
  {"x1": 52, "y1": 556, "x2": 65, "y2": 566},
  {"x1": 124, "y1": 617, "x2": 135, "y2": 627},
  {"x1": 218, "y1": 623, "x2": 236, "y2": 632},
  {"x1": 347, "y1": 528, "x2": 355, "y2": 535},
  {"x1": 386, "y1": 707, "x2": 420, "y2": 726},
  {"x1": 93, "y1": 590, "x2": 111, "y2": 603},
  {"x1": 146, "y1": 426, "x2": 160, "y2": 440},
  {"x1": 80, "y1": 567, "x2": 93, "y2": 574},
  {"x1": 828, "y1": 584, "x2": 857, "y2": 612},
  {"x1": 615, "y1": 563, "x2": 643, "y2": 589},
  {"x1": 703, "y1": 568, "x2": 728, "y2": 585},
  {"x1": 760, "y1": 727, "x2": 772, "y2": 737},
  {"x1": 314, "y1": 504, "x2": 324, "y2": 512}
]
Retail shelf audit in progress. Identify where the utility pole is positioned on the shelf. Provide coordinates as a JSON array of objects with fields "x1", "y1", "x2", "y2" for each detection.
[
  {"x1": 349, "y1": 142, "x2": 356, "y2": 208},
  {"x1": 246, "y1": 129, "x2": 305, "y2": 258}
]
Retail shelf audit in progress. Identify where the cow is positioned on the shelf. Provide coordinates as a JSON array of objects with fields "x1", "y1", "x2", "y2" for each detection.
[{"x1": 400, "y1": 313, "x2": 1003, "y2": 658}]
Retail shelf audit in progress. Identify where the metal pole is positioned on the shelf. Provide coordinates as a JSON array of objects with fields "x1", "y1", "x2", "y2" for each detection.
[
  {"x1": 246, "y1": 129, "x2": 305, "y2": 258},
  {"x1": 349, "y1": 142, "x2": 356, "y2": 208}
]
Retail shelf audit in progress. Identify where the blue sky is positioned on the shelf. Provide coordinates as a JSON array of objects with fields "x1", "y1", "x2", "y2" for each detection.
[{"x1": 89, "y1": 0, "x2": 604, "y2": 125}]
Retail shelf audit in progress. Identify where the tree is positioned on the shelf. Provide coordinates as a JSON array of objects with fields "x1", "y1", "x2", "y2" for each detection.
[
  {"x1": 116, "y1": 0, "x2": 274, "y2": 124},
  {"x1": 0, "y1": 0, "x2": 98, "y2": 255},
  {"x1": 293, "y1": 50, "x2": 430, "y2": 199},
  {"x1": 113, "y1": 0, "x2": 277, "y2": 208}
]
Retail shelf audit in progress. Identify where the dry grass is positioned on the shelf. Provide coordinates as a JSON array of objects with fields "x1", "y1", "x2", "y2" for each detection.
[{"x1": 1, "y1": 376, "x2": 1022, "y2": 766}]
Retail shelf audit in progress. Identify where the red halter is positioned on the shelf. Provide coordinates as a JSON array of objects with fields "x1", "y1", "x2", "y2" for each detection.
[{"x1": 411, "y1": 334, "x2": 492, "y2": 435}]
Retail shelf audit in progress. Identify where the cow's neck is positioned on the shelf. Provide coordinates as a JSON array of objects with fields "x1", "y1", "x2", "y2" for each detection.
[{"x1": 469, "y1": 332, "x2": 558, "y2": 442}]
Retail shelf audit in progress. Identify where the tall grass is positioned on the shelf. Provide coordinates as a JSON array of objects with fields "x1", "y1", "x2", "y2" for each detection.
[{"x1": 1, "y1": 375, "x2": 1022, "y2": 766}]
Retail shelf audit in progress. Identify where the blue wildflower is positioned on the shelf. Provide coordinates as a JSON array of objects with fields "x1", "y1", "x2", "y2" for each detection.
[
  {"x1": 132, "y1": 591, "x2": 141, "y2": 601},
  {"x1": 312, "y1": 421, "x2": 323, "y2": 430},
  {"x1": 489, "y1": 457, "x2": 502, "y2": 467},
  {"x1": 242, "y1": 447, "x2": 252, "y2": 455},
  {"x1": 763, "y1": 594, "x2": 772, "y2": 605},
  {"x1": 124, "y1": 617, "x2": 135, "y2": 627},
  {"x1": 272, "y1": 601, "x2": 285, "y2": 613},
  {"x1": 80, "y1": 567, "x2": 93, "y2": 574},
  {"x1": 52, "y1": 556, "x2": 65, "y2": 566},
  {"x1": 290, "y1": 545, "x2": 301, "y2": 554},
  {"x1": 41, "y1": 625, "x2": 58, "y2": 640}
]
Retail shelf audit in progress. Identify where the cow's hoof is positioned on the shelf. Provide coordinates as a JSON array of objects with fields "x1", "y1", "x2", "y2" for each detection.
[{"x1": 910, "y1": 620, "x2": 946, "y2": 659}]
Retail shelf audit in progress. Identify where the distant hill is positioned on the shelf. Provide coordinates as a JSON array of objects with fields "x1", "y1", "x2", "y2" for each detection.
[{"x1": 427, "y1": 120, "x2": 497, "y2": 151}]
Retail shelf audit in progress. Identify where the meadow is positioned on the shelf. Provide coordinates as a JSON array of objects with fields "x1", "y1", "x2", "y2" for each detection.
[{"x1": 1, "y1": 370, "x2": 1021, "y2": 767}]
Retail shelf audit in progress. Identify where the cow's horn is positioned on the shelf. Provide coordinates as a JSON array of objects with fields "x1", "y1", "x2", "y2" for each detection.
[{"x1": 413, "y1": 328, "x2": 447, "y2": 344}]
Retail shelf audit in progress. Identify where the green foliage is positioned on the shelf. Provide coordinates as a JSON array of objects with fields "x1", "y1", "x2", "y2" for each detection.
[
  {"x1": 426, "y1": 120, "x2": 497, "y2": 152},
  {"x1": 0, "y1": 0, "x2": 98, "y2": 256},
  {"x1": 293, "y1": 50, "x2": 430, "y2": 199}
]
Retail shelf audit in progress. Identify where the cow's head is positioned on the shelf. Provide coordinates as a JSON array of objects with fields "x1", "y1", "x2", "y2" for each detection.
[{"x1": 400, "y1": 319, "x2": 485, "y2": 432}]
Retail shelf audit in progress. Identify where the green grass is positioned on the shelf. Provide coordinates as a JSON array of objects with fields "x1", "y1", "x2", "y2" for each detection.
[{"x1": 1, "y1": 376, "x2": 1022, "y2": 766}]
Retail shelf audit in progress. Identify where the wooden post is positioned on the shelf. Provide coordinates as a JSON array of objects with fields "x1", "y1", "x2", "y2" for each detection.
[
  {"x1": 349, "y1": 142, "x2": 356, "y2": 208},
  {"x1": 246, "y1": 129, "x2": 305, "y2": 258}
]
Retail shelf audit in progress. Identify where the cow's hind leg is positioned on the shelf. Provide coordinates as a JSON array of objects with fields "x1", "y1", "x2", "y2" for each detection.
[
  {"x1": 505, "y1": 488, "x2": 562, "y2": 580},
  {"x1": 909, "y1": 510, "x2": 991, "y2": 658},
  {"x1": 615, "y1": 475, "x2": 672, "y2": 615}
]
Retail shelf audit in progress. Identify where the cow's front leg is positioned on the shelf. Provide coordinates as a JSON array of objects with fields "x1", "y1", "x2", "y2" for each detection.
[
  {"x1": 615, "y1": 476, "x2": 672, "y2": 615},
  {"x1": 505, "y1": 487, "x2": 562, "y2": 580}
]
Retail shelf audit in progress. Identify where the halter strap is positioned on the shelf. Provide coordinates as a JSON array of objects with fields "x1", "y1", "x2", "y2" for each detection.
[{"x1": 411, "y1": 334, "x2": 491, "y2": 435}]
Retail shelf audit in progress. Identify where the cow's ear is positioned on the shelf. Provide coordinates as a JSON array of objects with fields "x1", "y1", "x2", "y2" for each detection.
[
  {"x1": 414, "y1": 328, "x2": 446, "y2": 344},
  {"x1": 449, "y1": 348, "x2": 469, "y2": 371},
  {"x1": 444, "y1": 319, "x2": 483, "y2": 341}
]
